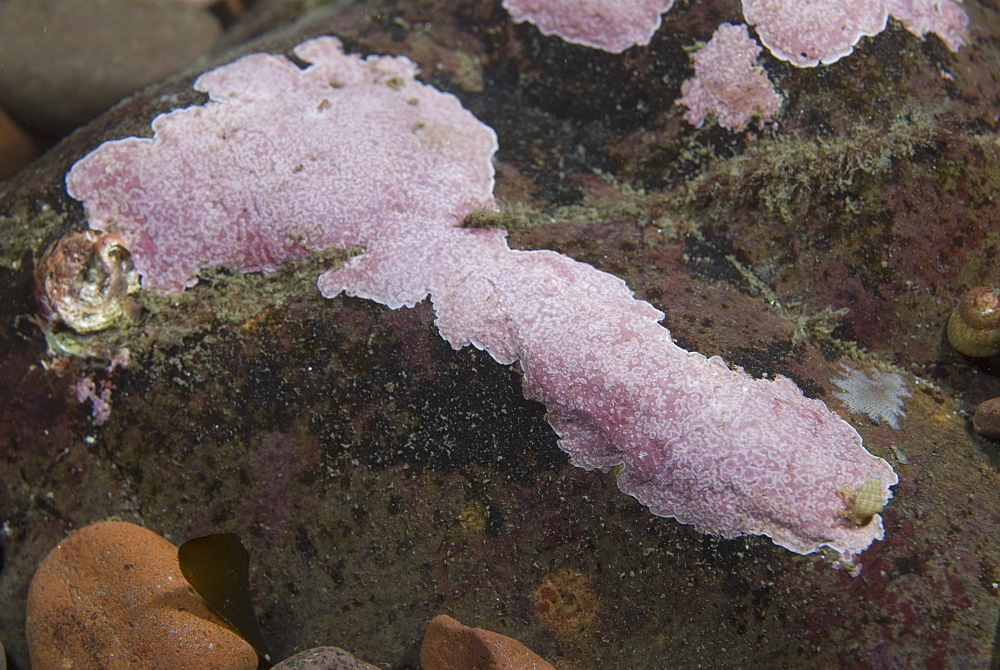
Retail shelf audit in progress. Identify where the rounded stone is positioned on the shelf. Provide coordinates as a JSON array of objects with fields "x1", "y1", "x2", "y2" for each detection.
[
  {"x1": 420, "y1": 614, "x2": 556, "y2": 670},
  {"x1": 0, "y1": 0, "x2": 220, "y2": 135},
  {"x1": 972, "y1": 397, "x2": 1000, "y2": 440},
  {"x1": 26, "y1": 521, "x2": 258, "y2": 670},
  {"x1": 271, "y1": 646, "x2": 380, "y2": 669}
]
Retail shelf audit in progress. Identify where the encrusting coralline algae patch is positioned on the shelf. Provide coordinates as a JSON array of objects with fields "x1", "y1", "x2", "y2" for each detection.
[
  {"x1": 65, "y1": 37, "x2": 896, "y2": 566},
  {"x1": 501, "y1": 0, "x2": 676, "y2": 53},
  {"x1": 503, "y1": 0, "x2": 967, "y2": 131},
  {"x1": 676, "y1": 22, "x2": 782, "y2": 131},
  {"x1": 503, "y1": 0, "x2": 968, "y2": 62}
]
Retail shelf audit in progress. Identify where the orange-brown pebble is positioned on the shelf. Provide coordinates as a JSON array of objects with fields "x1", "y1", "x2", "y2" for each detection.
[
  {"x1": 26, "y1": 521, "x2": 258, "y2": 670},
  {"x1": 972, "y1": 397, "x2": 1000, "y2": 440},
  {"x1": 420, "y1": 614, "x2": 556, "y2": 670},
  {"x1": 947, "y1": 287, "x2": 1000, "y2": 358}
]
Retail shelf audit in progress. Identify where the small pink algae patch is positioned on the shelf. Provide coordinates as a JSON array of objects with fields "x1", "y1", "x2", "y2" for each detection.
[
  {"x1": 70, "y1": 375, "x2": 113, "y2": 425},
  {"x1": 887, "y1": 0, "x2": 968, "y2": 50},
  {"x1": 677, "y1": 22, "x2": 782, "y2": 131},
  {"x1": 502, "y1": 0, "x2": 675, "y2": 53}
]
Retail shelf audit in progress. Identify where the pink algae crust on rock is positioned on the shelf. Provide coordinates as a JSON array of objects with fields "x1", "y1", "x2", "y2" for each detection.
[
  {"x1": 740, "y1": 0, "x2": 967, "y2": 67},
  {"x1": 65, "y1": 36, "x2": 498, "y2": 295},
  {"x1": 497, "y1": 0, "x2": 968, "y2": 65},
  {"x1": 26, "y1": 521, "x2": 257, "y2": 670},
  {"x1": 66, "y1": 38, "x2": 896, "y2": 561},
  {"x1": 887, "y1": 0, "x2": 968, "y2": 50},
  {"x1": 501, "y1": 0, "x2": 675, "y2": 53},
  {"x1": 677, "y1": 23, "x2": 782, "y2": 131},
  {"x1": 741, "y1": 0, "x2": 889, "y2": 67},
  {"x1": 318, "y1": 223, "x2": 897, "y2": 561}
]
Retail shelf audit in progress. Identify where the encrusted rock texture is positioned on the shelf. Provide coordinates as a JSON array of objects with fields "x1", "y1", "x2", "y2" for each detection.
[{"x1": 1, "y1": 1, "x2": 998, "y2": 669}]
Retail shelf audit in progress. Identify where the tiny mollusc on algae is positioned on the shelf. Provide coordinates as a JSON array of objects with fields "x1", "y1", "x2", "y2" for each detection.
[{"x1": 64, "y1": 37, "x2": 896, "y2": 568}]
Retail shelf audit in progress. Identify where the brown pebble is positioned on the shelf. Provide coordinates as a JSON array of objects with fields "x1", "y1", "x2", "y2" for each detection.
[
  {"x1": 0, "y1": 0, "x2": 220, "y2": 135},
  {"x1": 421, "y1": 614, "x2": 556, "y2": 670},
  {"x1": 972, "y1": 397, "x2": 1000, "y2": 440},
  {"x1": 26, "y1": 521, "x2": 258, "y2": 670},
  {"x1": 271, "y1": 646, "x2": 380, "y2": 669}
]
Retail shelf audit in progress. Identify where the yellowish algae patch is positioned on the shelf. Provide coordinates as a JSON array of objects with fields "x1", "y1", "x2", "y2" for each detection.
[{"x1": 458, "y1": 500, "x2": 487, "y2": 534}]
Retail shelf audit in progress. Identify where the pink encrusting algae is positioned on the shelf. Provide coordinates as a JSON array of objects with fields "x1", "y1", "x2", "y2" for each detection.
[
  {"x1": 499, "y1": 0, "x2": 967, "y2": 134},
  {"x1": 66, "y1": 37, "x2": 896, "y2": 564},
  {"x1": 741, "y1": 0, "x2": 889, "y2": 67},
  {"x1": 66, "y1": 38, "x2": 497, "y2": 294},
  {"x1": 887, "y1": 0, "x2": 968, "y2": 50},
  {"x1": 501, "y1": 0, "x2": 676, "y2": 53},
  {"x1": 676, "y1": 23, "x2": 782, "y2": 131},
  {"x1": 501, "y1": 0, "x2": 968, "y2": 65}
]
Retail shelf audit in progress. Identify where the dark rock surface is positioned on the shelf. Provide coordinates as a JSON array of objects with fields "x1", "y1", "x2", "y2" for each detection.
[{"x1": 1, "y1": 1, "x2": 998, "y2": 669}]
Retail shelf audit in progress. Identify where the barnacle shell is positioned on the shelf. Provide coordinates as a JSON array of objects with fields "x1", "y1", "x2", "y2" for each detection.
[
  {"x1": 947, "y1": 286, "x2": 1000, "y2": 358},
  {"x1": 35, "y1": 230, "x2": 140, "y2": 334}
]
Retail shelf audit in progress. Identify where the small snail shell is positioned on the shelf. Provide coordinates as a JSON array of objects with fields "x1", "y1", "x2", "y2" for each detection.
[
  {"x1": 947, "y1": 287, "x2": 1000, "y2": 358},
  {"x1": 35, "y1": 230, "x2": 140, "y2": 334},
  {"x1": 839, "y1": 475, "x2": 887, "y2": 526}
]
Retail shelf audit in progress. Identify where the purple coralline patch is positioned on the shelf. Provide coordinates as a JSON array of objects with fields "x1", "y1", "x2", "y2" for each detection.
[
  {"x1": 676, "y1": 22, "x2": 782, "y2": 131},
  {"x1": 887, "y1": 0, "x2": 968, "y2": 50},
  {"x1": 741, "y1": 0, "x2": 889, "y2": 67},
  {"x1": 500, "y1": 0, "x2": 968, "y2": 67},
  {"x1": 66, "y1": 37, "x2": 896, "y2": 562},
  {"x1": 319, "y1": 223, "x2": 897, "y2": 560},
  {"x1": 501, "y1": 0, "x2": 676, "y2": 53},
  {"x1": 738, "y1": 0, "x2": 969, "y2": 65},
  {"x1": 66, "y1": 37, "x2": 498, "y2": 294}
]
